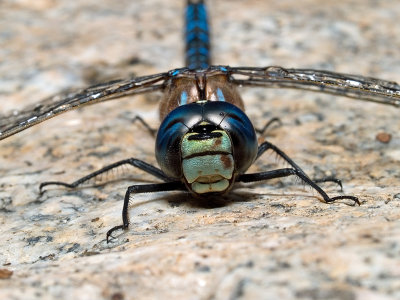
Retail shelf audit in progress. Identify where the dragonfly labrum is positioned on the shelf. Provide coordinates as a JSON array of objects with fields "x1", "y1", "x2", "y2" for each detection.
[{"x1": 1, "y1": 0, "x2": 399, "y2": 243}]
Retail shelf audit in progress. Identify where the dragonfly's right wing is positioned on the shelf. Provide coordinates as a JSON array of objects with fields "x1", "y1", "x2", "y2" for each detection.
[
  {"x1": 228, "y1": 66, "x2": 400, "y2": 108},
  {"x1": 0, "y1": 72, "x2": 170, "y2": 140}
]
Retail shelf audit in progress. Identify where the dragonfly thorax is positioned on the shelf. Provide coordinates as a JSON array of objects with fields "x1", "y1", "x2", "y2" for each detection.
[{"x1": 159, "y1": 68, "x2": 245, "y2": 120}]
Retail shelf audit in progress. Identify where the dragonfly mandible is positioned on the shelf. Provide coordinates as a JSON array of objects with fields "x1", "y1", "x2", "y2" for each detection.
[{"x1": 1, "y1": 0, "x2": 399, "y2": 243}]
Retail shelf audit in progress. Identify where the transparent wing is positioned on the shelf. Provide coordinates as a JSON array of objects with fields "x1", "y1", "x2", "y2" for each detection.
[
  {"x1": 0, "y1": 72, "x2": 169, "y2": 140},
  {"x1": 228, "y1": 66, "x2": 400, "y2": 108}
]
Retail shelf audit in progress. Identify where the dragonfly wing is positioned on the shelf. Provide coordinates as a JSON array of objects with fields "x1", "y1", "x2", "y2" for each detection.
[
  {"x1": 228, "y1": 66, "x2": 400, "y2": 108},
  {"x1": 0, "y1": 72, "x2": 169, "y2": 140}
]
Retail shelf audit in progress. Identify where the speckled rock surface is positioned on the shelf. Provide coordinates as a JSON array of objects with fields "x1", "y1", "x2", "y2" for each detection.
[{"x1": 0, "y1": 0, "x2": 399, "y2": 299}]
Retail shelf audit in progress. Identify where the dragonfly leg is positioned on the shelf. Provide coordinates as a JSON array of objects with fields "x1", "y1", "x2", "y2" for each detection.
[
  {"x1": 253, "y1": 141, "x2": 358, "y2": 203},
  {"x1": 132, "y1": 115, "x2": 157, "y2": 137},
  {"x1": 314, "y1": 177, "x2": 343, "y2": 192},
  {"x1": 106, "y1": 181, "x2": 186, "y2": 243},
  {"x1": 39, "y1": 158, "x2": 172, "y2": 194},
  {"x1": 237, "y1": 168, "x2": 359, "y2": 205},
  {"x1": 256, "y1": 141, "x2": 344, "y2": 190},
  {"x1": 255, "y1": 117, "x2": 282, "y2": 135}
]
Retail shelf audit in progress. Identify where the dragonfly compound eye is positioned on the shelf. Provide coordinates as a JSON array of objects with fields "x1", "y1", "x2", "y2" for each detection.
[{"x1": 204, "y1": 101, "x2": 258, "y2": 174}]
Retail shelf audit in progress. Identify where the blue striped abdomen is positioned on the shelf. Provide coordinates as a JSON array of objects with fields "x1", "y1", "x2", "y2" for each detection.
[{"x1": 185, "y1": 0, "x2": 210, "y2": 69}]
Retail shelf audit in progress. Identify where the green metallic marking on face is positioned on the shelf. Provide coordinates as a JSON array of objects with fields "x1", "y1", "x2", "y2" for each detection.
[
  {"x1": 181, "y1": 128, "x2": 235, "y2": 194},
  {"x1": 181, "y1": 130, "x2": 231, "y2": 158},
  {"x1": 182, "y1": 154, "x2": 234, "y2": 183}
]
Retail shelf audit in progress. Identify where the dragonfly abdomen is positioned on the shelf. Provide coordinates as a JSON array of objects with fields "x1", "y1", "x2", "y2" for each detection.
[{"x1": 185, "y1": 0, "x2": 210, "y2": 69}]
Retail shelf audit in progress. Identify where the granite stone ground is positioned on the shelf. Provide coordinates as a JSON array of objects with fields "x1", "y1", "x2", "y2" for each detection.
[{"x1": 0, "y1": 1, "x2": 399, "y2": 299}]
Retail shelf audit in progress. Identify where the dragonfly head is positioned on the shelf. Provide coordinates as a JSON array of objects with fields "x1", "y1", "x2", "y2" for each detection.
[{"x1": 156, "y1": 101, "x2": 258, "y2": 195}]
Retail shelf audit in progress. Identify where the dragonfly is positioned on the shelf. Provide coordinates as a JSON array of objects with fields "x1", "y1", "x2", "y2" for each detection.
[{"x1": 1, "y1": 0, "x2": 399, "y2": 243}]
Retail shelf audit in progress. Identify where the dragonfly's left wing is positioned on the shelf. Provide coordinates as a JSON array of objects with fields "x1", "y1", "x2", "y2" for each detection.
[
  {"x1": 228, "y1": 66, "x2": 400, "y2": 108},
  {"x1": 0, "y1": 72, "x2": 170, "y2": 140}
]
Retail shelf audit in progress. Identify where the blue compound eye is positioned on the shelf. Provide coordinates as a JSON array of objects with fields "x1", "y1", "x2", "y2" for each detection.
[{"x1": 155, "y1": 103, "x2": 203, "y2": 179}]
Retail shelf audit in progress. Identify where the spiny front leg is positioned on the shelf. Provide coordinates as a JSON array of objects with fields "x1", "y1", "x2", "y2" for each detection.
[
  {"x1": 245, "y1": 141, "x2": 359, "y2": 205},
  {"x1": 106, "y1": 181, "x2": 186, "y2": 243},
  {"x1": 256, "y1": 141, "x2": 345, "y2": 191},
  {"x1": 39, "y1": 158, "x2": 172, "y2": 194},
  {"x1": 237, "y1": 168, "x2": 359, "y2": 205}
]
